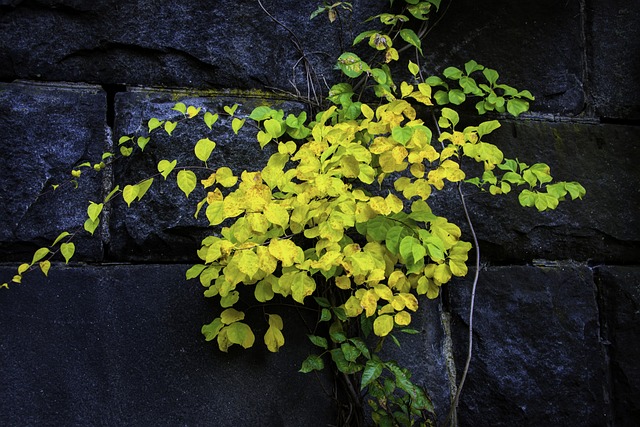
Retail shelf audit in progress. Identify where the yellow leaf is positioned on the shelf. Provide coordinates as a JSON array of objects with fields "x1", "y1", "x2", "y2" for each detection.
[
  {"x1": 385, "y1": 192, "x2": 404, "y2": 213},
  {"x1": 291, "y1": 271, "x2": 316, "y2": 304},
  {"x1": 400, "y1": 81, "x2": 413, "y2": 98},
  {"x1": 206, "y1": 200, "x2": 226, "y2": 226},
  {"x1": 373, "y1": 284, "x2": 394, "y2": 301},
  {"x1": 235, "y1": 249, "x2": 260, "y2": 278},
  {"x1": 216, "y1": 167, "x2": 238, "y2": 187},
  {"x1": 373, "y1": 314, "x2": 394, "y2": 336},
  {"x1": 264, "y1": 203, "x2": 289, "y2": 229},
  {"x1": 395, "y1": 311, "x2": 411, "y2": 326},
  {"x1": 39, "y1": 260, "x2": 51, "y2": 277},
  {"x1": 256, "y1": 246, "x2": 278, "y2": 275},
  {"x1": 398, "y1": 292, "x2": 419, "y2": 311},
  {"x1": 255, "y1": 276, "x2": 276, "y2": 302},
  {"x1": 335, "y1": 275, "x2": 351, "y2": 290},
  {"x1": 219, "y1": 322, "x2": 255, "y2": 351},
  {"x1": 201, "y1": 173, "x2": 216, "y2": 188},
  {"x1": 344, "y1": 295, "x2": 364, "y2": 317},
  {"x1": 361, "y1": 289, "x2": 379, "y2": 317},
  {"x1": 264, "y1": 325, "x2": 285, "y2": 352},
  {"x1": 247, "y1": 213, "x2": 269, "y2": 234},
  {"x1": 268, "y1": 239, "x2": 303, "y2": 267},
  {"x1": 433, "y1": 263, "x2": 452, "y2": 284}
]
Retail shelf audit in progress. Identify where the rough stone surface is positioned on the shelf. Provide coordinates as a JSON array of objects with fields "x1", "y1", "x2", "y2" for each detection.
[
  {"x1": 589, "y1": 0, "x2": 640, "y2": 121},
  {"x1": 0, "y1": 81, "x2": 107, "y2": 263},
  {"x1": 597, "y1": 266, "x2": 640, "y2": 426},
  {"x1": 377, "y1": 297, "x2": 453, "y2": 424},
  {"x1": 428, "y1": 120, "x2": 640, "y2": 264},
  {"x1": 0, "y1": 0, "x2": 378, "y2": 92},
  {"x1": 448, "y1": 265, "x2": 610, "y2": 426},
  {"x1": 0, "y1": 264, "x2": 335, "y2": 426},
  {"x1": 424, "y1": 0, "x2": 587, "y2": 117},
  {"x1": 107, "y1": 89, "x2": 306, "y2": 261}
]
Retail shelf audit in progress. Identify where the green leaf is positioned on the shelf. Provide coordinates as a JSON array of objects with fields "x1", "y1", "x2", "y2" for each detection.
[
  {"x1": 122, "y1": 184, "x2": 139, "y2": 207},
  {"x1": 194, "y1": 138, "x2": 217, "y2": 162},
  {"x1": 104, "y1": 185, "x2": 121, "y2": 203},
  {"x1": 361, "y1": 359, "x2": 384, "y2": 390},
  {"x1": 399, "y1": 28, "x2": 422, "y2": 55},
  {"x1": 83, "y1": 217, "x2": 99, "y2": 235},
  {"x1": 137, "y1": 178, "x2": 153, "y2": 200},
  {"x1": 148, "y1": 117, "x2": 163, "y2": 132},
  {"x1": 204, "y1": 112, "x2": 219, "y2": 129},
  {"x1": 60, "y1": 242, "x2": 75, "y2": 264},
  {"x1": 52, "y1": 231, "x2": 71, "y2": 246},
  {"x1": 137, "y1": 136, "x2": 150, "y2": 151},
  {"x1": 164, "y1": 120, "x2": 177, "y2": 135},
  {"x1": 185, "y1": 264, "x2": 206, "y2": 280},
  {"x1": 249, "y1": 106, "x2": 273, "y2": 121},
  {"x1": 391, "y1": 126, "x2": 413, "y2": 145},
  {"x1": 177, "y1": 170, "x2": 197, "y2": 198},
  {"x1": 87, "y1": 202, "x2": 103, "y2": 222},
  {"x1": 31, "y1": 247, "x2": 50, "y2": 265},
  {"x1": 118, "y1": 136, "x2": 131, "y2": 145},
  {"x1": 448, "y1": 89, "x2": 466, "y2": 105},
  {"x1": 385, "y1": 225, "x2": 411, "y2": 255},
  {"x1": 300, "y1": 354, "x2": 325, "y2": 373},
  {"x1": 443, "y1": 66, "x2": 463, "y2": 80},
  {"x1": 477, "y1": 120, "x2": 501, "y2": 138},
  {"x1": 464, "y1": 59, "x2": 484, "y2": 75},
  {"x1": 264, "y1": 119, "x2": 282, "y2": 139},
  {"x1": 483, "y1": 68, "x2": 499, "y2": 85},
  {"x1": 202, "y1": 318, "x2": 224, "y2": 341},
  {"x1": 157, "y1": 159, "x2": 177, "y2": 179},
  {"x1": 120, "y1": 146, "x2": 133, "y2": 157},
  {"x1": 507, "y1": 98, "x2": 529, "y2": 117},
  {"x1": 341, "y1": 342, "x2": 361, "y2": 362},
  {"x1": 223, "y1": 104, "x2": 239, "y2": 116},
  {"x1": 308, "y1": 334, "x2": 328, "y2": 350},
  {"x1": 39, "y1": 260, "x2": 51, "y2": 277},
  {"x1": 337, "y1": 52, "x2": 369, "y2": 78},
  {"x1": 408, "y1": 60, "x2": 420, "y2": 76},
  {"x1": 172, "y1": 102, "x2": 187, "y2": 114},
  {"x1": 232, "y1": 118, "x2": 246, "y2": 134}
]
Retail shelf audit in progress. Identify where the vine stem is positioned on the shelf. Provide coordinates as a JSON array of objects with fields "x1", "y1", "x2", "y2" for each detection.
[
  {"x1": 431, "y1": 112, "x2": 480, "y2": 427},
  {"x1": 445, "y1": 182, "x2": 480, "y2": 427}
]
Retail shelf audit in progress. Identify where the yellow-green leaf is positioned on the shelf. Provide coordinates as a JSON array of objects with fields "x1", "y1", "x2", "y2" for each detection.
[
  {"x1": 52, "y1": 231, "x2": 70, "y2": 246},
  {"x1": 157, "y1": 159, "x2": 177, "y2": 179},
  {"x1": 164, "y1": 120, "x2": 177, "y2": 135},
  {"x1": 186, "y1": 105, "x2": 201, "y2": 118},
  {"x1": 39, "y1": 260, "x2": 51, "y2": 277},
  {"x1": 264, "y1": 203, "x2": 289, "y2": 229},
  {"x1": 373, "y1": 314, "x2": 394, "y2": 337},
  {"x1": 194, "y1": 138, "x2": 216, "y2": 163},
  {"x1": 205, "y1": 200, "x2": 225, "y2": 226},
  {"x1": 148, "y1": 117, "x2": 163, "y2": 132},
  {"x1": 31, "y1": 247, "x2": 50, "y2": 265},
  {"x1": 18, "y1": 263, "x2": 30, "y2": 274},
  {"x1": 268, "y1": 239, "x2": 303, "y2": 267},
  {"x1": 232, "y1": 118, "x2": 246, "y2": 134},
  {"x1": 216, "y1": 167, "x2": 238, "y2": 187},
  {"x1": 60, "y1": 242, "x2": 75, "y2": 264},
  {"x1": 87, "y1": 202, "x2": 103, "y2": 222},
  {"x1": 122, "y1": 184, "x2": 139, "y2": 207},
  {"x1": 221, "y1": 322, "x2": 255, "y2": 351},
  {"x1": 177, "y1": 170, "x2": 197, "y2": 198},
  {"x1": 264, "y1": 325, "x2": 285, "y2": 352},
  {"x1": 291, "y1": 271, "x2": 316, "y2": 304},
  {"x1": 220, "y1": 308, "x2": 245, "y2": 325},
  {"x1": 204, "y1": 112, "x2": 219, "y2": 129}
]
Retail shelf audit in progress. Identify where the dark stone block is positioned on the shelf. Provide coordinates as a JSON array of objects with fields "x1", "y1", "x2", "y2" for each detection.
[
  {"x1": 108, "y1": 88, "x2": 307, "y2": 262},
  {"x1": 589, "y1": 0, "x2": 640, "y2": 121},
  {"x1": 427, "y1": 120, "x2": 640, "y2": 264},
  {"x1": 0, "y1": 0, "x2": 378, "y2": 92},
  {"x1": 424, "y1": 0, "x2": 586, "y2": 116},
  {"x1": 377, "y1": 298, "x2": 453, "y2": 424},
  {"x1": 448, "y1": 264, "x2": 609, "y2": 426},
  {"x1": 597, "y1": 266, "x2": 640, "y2": 426},
  {"x1": 0, "y1": 264, "x2": 335, "y2": 426},
  {"x1": 0, "y1": 81, "x2": 108, "y2": 264}
]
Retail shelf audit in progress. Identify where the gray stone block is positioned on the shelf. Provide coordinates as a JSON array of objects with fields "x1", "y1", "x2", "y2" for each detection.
[
  {"x1": 428, "y1": 120, "x2": 640, "y2": 263},
  {"x1": 447, "y1": 264, "x2": 609, "y2": 426},
  {"x1": 0, "y1": 0, "x2": 378, "y2": 92},
  {"x1": 0, "y1": 264, "x2": 336, "y2": 426},
  {"x1": 424, "y1": 0, "x2": 586, "y2": 116},
  {"x1": 108, "y1": 88, "x2": 307, "y2": 261},
  {"x1": 589, "y1": 0, "x2": 640, "y2": 121},
  {"x1": 0, "y1": 81, "x2": 108, "y2": 263},
  {"x1": 597, "y1": 266, "x2": 640, "y2": 426}
]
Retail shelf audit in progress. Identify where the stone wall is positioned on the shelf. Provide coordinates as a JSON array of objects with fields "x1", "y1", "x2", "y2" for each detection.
[{"x1": 1, "y1": 1, "x2": 638, "y2": 425}]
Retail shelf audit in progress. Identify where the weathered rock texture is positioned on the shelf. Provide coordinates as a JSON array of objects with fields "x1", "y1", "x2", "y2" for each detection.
[{"x1": 0, "y1": 0, "x2": 638, "y2": 425}]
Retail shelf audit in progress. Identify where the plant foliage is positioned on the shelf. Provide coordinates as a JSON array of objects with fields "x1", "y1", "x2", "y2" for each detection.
[{"x1": 2, "y1": 1, "x2": 585, "y2": 425}]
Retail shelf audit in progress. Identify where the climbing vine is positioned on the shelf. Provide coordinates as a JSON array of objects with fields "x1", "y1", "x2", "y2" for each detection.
[{"x1": 2, "y1": 1, "x2": 585, "y2": 425}]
